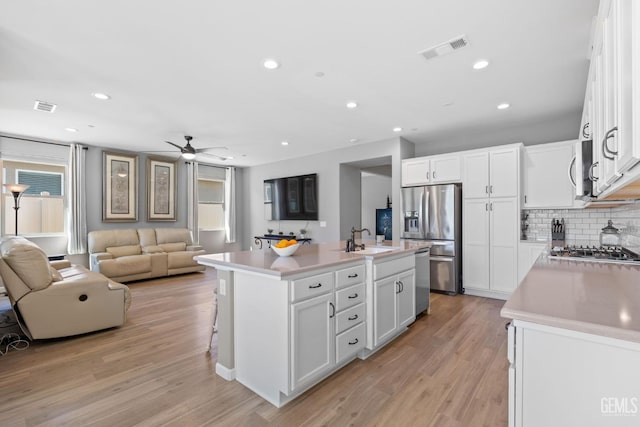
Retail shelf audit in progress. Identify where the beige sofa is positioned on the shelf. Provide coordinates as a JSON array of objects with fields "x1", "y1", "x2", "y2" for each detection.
[
  {"x1": 0, "y1": 236, "x2": 131, "y2": 339},
  {"x1": 88, "y1": 228, "x2": 206, "y2": 282}
]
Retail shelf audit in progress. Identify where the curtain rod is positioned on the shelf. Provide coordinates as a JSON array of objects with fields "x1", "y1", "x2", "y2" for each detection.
[{"x1": 0, "y1": 134, "x2": 89, "y2": 149}]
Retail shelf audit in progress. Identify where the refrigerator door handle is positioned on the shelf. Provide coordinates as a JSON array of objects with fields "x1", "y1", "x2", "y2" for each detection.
[{"x1": 422, "y1": 188, "x2": 429, "y2": 239}]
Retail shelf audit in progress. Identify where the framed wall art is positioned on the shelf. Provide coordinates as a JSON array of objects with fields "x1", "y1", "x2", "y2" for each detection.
[
  {"x1": 147, "y1": 156, "x2": 177, "y2": 221},
  {"x1": 103, "y1": 151, "x2": 138, "y2": 222}
]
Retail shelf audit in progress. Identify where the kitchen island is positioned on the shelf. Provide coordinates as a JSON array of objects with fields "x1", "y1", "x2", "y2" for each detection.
[
  {"x1": 501, "y1": 255, "x2": 640, "y2": 426},
  {"x1": 196, "y1": 240, "x2": 429, "y2": 407}
]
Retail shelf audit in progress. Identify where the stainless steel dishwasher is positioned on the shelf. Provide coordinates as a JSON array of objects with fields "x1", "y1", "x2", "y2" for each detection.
[{"x1": 415, "y1": 248, "x2": 430, "y2": 315}]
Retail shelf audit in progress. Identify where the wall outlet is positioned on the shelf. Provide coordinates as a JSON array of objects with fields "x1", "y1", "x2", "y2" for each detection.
[
  {"x1": 219, "y1": 279, "x2": 226, "y2": 296},
  {"x1": 320, "y1": 221, "x2": 327, "y2": 228}
]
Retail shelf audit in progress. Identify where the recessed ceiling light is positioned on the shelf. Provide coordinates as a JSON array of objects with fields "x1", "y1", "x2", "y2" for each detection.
[
  {"x1": 346, "y1": 101, "x2": 358, "y2": 109},
  {"x1": 473, "y1": 60, "x2": 489, "y2": 70},
  {"x1": 92, "y1": 92, "x2": 111, "y2": 100},
  {"x1": 349, "y1": 138, "x2": 359, "y2": 143},
  {"x1": 263, "y1": 59, "x2": 280, "y2": 70},
  {"x1": 281, "y1": 141, "x2": 289, "y2": 146},
  {"x1": 497, "y1": 103, "x2": 511, "y2": 110},
  {"x1": 65, "y1": 127, "x2": 78, "y2": 132},
  {"x1": 393, "y1": 127, "x2": 403, "y2": 132},
  {"x1": 227, "y1": 156, "x2": 234, "y2": 160}
]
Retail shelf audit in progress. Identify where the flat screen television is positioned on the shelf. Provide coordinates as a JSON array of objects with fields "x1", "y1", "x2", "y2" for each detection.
[{"x1": 264, "y1": 173, "x2": 318, "y2": 221}]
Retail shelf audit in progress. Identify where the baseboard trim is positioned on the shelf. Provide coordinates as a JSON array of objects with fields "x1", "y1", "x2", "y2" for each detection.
[
  {"x1": 216, "y1": 363, "x2": 236, "y2": 381},
  {"x1": 464, "y1": 288, "x2": 510, "y2": 300}
]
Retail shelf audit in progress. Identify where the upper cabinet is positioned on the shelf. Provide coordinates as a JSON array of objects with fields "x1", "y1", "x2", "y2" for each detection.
[
  {"x1": 522, "y1": 141, "x2": 576, "y2": 209},
  {"x1": 463, "y1": 145, "x2": 519, "y2": 199},
  {"x1": 402, "y1": 154, "x2": 461, "y2": 186},
  {"x1": 582, "y1": 0, "x2": 640, "y2": 199}
]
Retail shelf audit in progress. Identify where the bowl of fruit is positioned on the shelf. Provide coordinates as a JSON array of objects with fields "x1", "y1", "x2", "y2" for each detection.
[{"x1": 272, "y1": 239, "x2": 300, "y2": 257}]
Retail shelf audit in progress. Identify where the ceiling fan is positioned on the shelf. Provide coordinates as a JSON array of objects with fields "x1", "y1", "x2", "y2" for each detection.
[{"x1": 151, "y1": 135, "x2": 229, "y2": 161}]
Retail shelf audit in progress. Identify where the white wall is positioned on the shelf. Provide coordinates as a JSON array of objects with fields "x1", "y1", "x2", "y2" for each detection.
[
  {"x1": 361, "y1": 174, "x2": 392, "y2": 235},
  {"x1": 241, "y1": 137, "x2": 415, "y2": 248}
]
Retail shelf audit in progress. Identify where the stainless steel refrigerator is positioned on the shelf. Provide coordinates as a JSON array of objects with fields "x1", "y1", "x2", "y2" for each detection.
[{"x1": 401, "y1": 183, "x2": 462, "y2": 296}]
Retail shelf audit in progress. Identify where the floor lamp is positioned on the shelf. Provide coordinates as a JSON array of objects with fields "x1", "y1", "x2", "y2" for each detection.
[{"x1": 3, "y1": 184, "x2": 30, "y2": 235}]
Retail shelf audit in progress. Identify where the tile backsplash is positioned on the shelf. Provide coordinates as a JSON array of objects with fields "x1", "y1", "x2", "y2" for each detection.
[{"x1": 522, "y1": 203, "x2": 640, "y2": 247}]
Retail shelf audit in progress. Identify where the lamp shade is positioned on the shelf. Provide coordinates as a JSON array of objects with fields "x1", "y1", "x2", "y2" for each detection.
[{"x1": 3, "y1": 183, "x2": 30, "y2": 194}]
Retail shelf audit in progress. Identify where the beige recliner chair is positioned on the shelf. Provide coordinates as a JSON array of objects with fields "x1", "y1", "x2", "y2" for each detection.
[{"x1": 0, "y1": 236, "x2": 131, "y2": 339}]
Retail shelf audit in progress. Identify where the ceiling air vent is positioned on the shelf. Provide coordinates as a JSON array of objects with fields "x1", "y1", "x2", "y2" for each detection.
[
  {"x1": 33, "y1": 100, "x2": 57, "y2": 113},
  {"x1": 418, "y1": 35, "x2": 469, "y2": 61}
]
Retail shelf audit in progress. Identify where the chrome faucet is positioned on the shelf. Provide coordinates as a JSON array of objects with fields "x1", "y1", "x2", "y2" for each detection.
[{"x1": 346, "y1": 227, "x2": 371, "y2": 252}]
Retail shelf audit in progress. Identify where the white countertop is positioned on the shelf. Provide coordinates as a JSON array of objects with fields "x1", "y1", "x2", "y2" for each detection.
[
  {"x1": 501, "y1": 255, "x2": 640, "y2": 343},
  {"x1": 196, "y1": 240, "x2": 429, "y2": 278}
]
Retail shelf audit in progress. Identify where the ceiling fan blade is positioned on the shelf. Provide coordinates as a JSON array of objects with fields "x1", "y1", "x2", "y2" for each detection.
[
  {"x1": 195, "y1": 146, "x2": 228, "y2": 153},
  {"x1": 146, "y1": 150, "x2": 178, "y2": 153},
  {"x1": 165, "y1": 141, "x2": 186, "y2": 152},
  {"x1": 199, "y1": 152, "x2": 229, "y2": 161}
]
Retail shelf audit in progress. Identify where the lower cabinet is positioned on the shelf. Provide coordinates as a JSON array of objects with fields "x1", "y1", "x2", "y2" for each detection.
[
  {"x1": 290, "y1": 264, "x2": 366, "y2": 393},
  {"x1": 507, "y1": 320, "x2": 640, "y2": 426},
  {"x1": 369, "y1": 255, "x2": 416, "y2": 349},
  {"x1": 232, "y1": 255, "x2": 416, "y2": 407},
  {"x1": 290, "y1": 292, "x2": 334, "y2": 390},
  {"x1": 517, "y1": 242, "x2": 547, "y2": 284}
]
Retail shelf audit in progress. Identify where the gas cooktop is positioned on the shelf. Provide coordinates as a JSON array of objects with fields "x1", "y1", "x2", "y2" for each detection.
[{"x1": 549, "y1": 245, "x2": 640, "y2": 263}]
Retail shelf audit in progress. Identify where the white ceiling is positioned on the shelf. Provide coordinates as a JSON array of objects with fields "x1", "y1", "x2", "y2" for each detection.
[{"x1": 0, "y1": 0, "x2": 599, "y2": 167}]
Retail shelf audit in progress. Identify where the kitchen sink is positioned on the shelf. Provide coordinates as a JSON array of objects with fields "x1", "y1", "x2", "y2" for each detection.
[{"x1": 333, "y1": 246, "x2": 400, "y2": 254}]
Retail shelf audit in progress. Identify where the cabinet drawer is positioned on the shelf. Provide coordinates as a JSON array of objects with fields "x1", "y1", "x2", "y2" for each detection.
[
  {"x1": 336, "y1": 322, "x2": 366, "y2": 365},
  {"x1": 336, "y1": 303, "x2": 365, "y2": 335},
  {"x1": 335, "y1": 264, "x2": 365, "y2": 289},
  {"x1": 374, "y1": 256, "x2": 415, "y2": 280},
  {"x1": 290, "y1": 272, "x2": 334, "y2": 302},
  {"x1": 335, "y1": 283, "x2": 364, "y2": 312}
]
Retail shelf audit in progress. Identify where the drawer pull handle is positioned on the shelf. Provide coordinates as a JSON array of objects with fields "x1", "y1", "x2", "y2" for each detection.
[
  {"x1": 348, "y1": 293, "x2": 358, "y2": 299},
  {"x1": 348, "y1": 338, "x2": 359, "y2": 345},
  {"x1": 309, "y1": 283, "x2": 322, "y2": 289},
  {"x1": 348, "y1": 314, "x2": 359, "y2": 321},
  {"x1": 329, "y1": 302, "x2": 335, "y2": 318},
  {"x1": 347, "y1": 273, "x2": 358, "y2": 278}
]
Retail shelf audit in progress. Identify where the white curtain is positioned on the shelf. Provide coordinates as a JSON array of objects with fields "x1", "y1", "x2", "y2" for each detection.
[
  {"x1": 224, "y1": 166, "x2": 236, "y2": 243},
  {"x1": 187, "y1": 161, "x2": 199, "y2": 244},
  {"x1": 67, "y1": 144, "x2": 87, "y2": 254}
]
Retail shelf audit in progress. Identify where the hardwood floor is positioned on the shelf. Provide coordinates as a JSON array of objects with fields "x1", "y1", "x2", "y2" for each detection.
[{"x1": 0, "y1": 269, "x2": 509, "y2": 427}]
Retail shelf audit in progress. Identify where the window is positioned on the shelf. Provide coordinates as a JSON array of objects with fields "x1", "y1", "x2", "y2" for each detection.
[
  {"x1": 3, "y1": 161, "x2": 65, "y2": 235},
  {"x1": 197, "y1": 178, "x2": 224, "y2": 230}
]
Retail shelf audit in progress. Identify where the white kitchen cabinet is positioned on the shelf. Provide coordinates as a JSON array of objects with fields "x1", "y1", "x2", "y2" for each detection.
[
  {"x1": 366, "y1": 254, "x2": 416, "y2": 350},
  {"x1": 517, "y1": 242, "x2": 547, "y2": 284},
  {"x1": 581, "y1": 0, "x2": 640, "y2": 199},
  {"x1": 290, "y1": 292, "x2": 334, "y2": 390},
  {"x1": 463, "y1": 146, "x2": 518, "y2": 199},
  {"x1": 402, "y1": 154, "x2": 461, "y2": 186},
  {"x1": 507, "y1": 320, "x2": 640, "y2": 426},
  {"x1": 522, "y1": 141, "x2": 576, "y2": 209},
  {"x1": 462, "y1": 144, "x2": 521, "y2": 298}
]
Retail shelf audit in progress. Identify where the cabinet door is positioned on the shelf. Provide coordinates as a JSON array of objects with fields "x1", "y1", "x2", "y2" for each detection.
[
  {"x1": 397, "y1": 270, "x2": 415, "y2": 329},
  {"x1": 523, "y1": 142, "x2": 575, "y2": 209},
  {"x1": 402, "y1": 158, "x2": 430, "y2": 186},
  {"x1": 490, "y1": 148, "x2": 519, "y2": 198},
  {"x1": 290, "y1": 293, "x2": 334, "y2": 390},
  {"x1": 463, "y1": 199, "x2": 490, "y2": 290},
  {"x1": 462, "y1": 152, "x2": 489, "y2": 199},
  {"x1": 517, "y1": 243, "x2": 547, "y2": 284},
  {"x1": 612, "y1": 0, "x2": 640, "y2": 174},
  {"x1": 489, "y1": 198, "x2": 519, "y2": 293},
  {"x1": 431, "y1": 155, "x2": 461, "y2": 183},
  {"x1": 373, "y1": 275, "x2": 398, "y2": 347}
]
